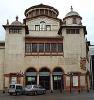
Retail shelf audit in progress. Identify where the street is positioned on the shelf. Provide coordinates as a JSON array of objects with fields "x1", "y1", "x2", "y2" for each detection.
[{"x1": 0, "y1": 90, "x2": 94, "y2": 100}]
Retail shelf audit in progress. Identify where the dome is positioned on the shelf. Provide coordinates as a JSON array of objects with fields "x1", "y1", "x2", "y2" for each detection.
[
  {"x1": 24, "y1": 4, "x2": 59, "y2": 18},
  {"x1": 65, "y1": 6, "x2": 81, "y2": 18},
  {"x1": 11, "y1": 16, "x2": 22, "y2": 26},
  {"x1": 65, "y1": 11, "x2": 80, "y2": 17}
]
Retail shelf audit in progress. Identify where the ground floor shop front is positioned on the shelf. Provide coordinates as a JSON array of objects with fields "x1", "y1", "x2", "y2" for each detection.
[{"x1": 4, "y1": 67, "x2": 90, "y2": 92}]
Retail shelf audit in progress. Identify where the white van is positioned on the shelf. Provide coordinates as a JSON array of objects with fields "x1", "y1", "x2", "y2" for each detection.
[{"x1": 8, "y1": 84, "x2": 23, "y2": 95}]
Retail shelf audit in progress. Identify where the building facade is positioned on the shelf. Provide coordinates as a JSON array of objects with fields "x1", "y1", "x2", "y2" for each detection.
[{"x1": 0, "y1": 4, "x2": 90, "y2": 92}]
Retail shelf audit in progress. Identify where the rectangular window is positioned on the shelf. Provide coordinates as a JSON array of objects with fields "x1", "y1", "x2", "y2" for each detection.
[
  {"x1": 39, "y1": 43, "x2": 44, "y2": 52},
  {"x1": 32, "y1": 43, "x2": 37, "y2": 52},
  {"x1": 76, "y1": 29, "x2": 79, "y2": 34},
  {"x1": 35, "y1": 25, "x2": 40, "y2": 31},
  {"x1": 25, "y1": 43, "x2": 31, "y2": 53},
  {"x1": 66, "y1": 29, "x2": 80, "y2": 34},
  {"x1": 46, "y1": 25, "x2": 51, "y2": 31},
  {"x1": 66, "y1": 29, "x2": 70, "y2": 34},
  {"x1": 45, "y1": 43, "x2": 50, "y2": 52},
  {"x1": 58, "y1": 43, "x2": 63, "y2": 52},
  {"x1": 51, "y1": 43, "x2": 57, "y2": 52},
  {"x1": 71, "y1": 29, "x2": 75, "y2": 34},
  {"x1": 9, "y1": 28, "x2": 22, "y2": 33}
]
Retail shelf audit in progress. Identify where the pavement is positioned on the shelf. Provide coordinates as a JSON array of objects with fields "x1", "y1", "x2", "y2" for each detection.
[{"x1": 0, "y1": 90, "x2": 94, "y2": 100}]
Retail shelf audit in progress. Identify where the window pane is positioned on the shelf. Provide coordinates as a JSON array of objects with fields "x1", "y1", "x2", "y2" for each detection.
[
  {"x1": 35, "y1": 25, "x2": 40, "y2": 31},
  {"x1": 51, "y1": 43, "x2": 57, "y2": 52},
  {"x1": 39, "y1": 43, "x2": 44, "y2": 52},
  {"x1": 71, "y1": 29, "x2": 75, "y2": 34},
  {"x1": 32, "y1": 43, "x2": 37, "y2": 52},
  {"x1": 45, "y1": 43, "x2": 50, "y2": 52},
  {"x1": 58, "y1": 43, "x2": 63, "y2": 52},
  {"x1": 76, "y1": 29, "x2": 79, "y2": 34},
  {"x1": 46, "y1": 25, "x2": 51, "y2": 31},
  {"x1": 40, "y1": 21, "x2": 46, "y2": 31},
  {"x1": 66, "y1": 29, "x2": 70, "y2": 34},
  {"x1": 25, "y1": 43, "x2": 31, "y2": 53}
]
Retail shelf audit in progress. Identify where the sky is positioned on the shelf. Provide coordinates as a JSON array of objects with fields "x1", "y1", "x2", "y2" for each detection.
[{"x1": 0, "y1": 0, "x2": 94, "y2": 44}]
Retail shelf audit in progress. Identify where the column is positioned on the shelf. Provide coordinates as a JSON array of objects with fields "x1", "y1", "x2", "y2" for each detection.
[
  {"x1": 50, "y1": 73, "x2": 53, "y2": 92},
  {"x1": 37, "y1": 74, "x2": 39, "y2": 85}
]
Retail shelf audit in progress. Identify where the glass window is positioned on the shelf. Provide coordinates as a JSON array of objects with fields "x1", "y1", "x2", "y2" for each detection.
[
  {"x1": 39, "y1": 43, "x2": 44, "y2": 52},
  {"x1": 66, "y1": 29, "x2": 70, "y2": 34},
  {"x1": 71, "y1": 29, "x2": 75, "y2": 34},
  {"x1": 9, "y1": 28, "x2": 21, "y2": 33},
  {"x1": 40, "y1": 21, "x2": 46, "y2": 31},
  {"x1": 45, "y1": 43, "x2": 50, "y2": 52},
  {"x1": 32, "y1": 43, "x2": 37, "y2": 52},
  {"x1": 58, "y1": 43, "x2": 63, "y2": 52},
  {"x1": 76, "y1": 29, "x2": 79, "y2": 34},
  {"x1": 46, "y1": 25, "x2": 51, "y2": 31},
  {"x1": 35, "y1": 25, "x2": 40, "y2": 31},
  {"x1": 25, "y1": 43, "x2": 31, "y2": 53},
  {"x1": 51, "y1": 43, "x2": 57, "y2": 52}
]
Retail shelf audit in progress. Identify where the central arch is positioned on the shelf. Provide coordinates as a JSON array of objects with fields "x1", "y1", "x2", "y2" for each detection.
[
  {"x1": 52, "y1": 67, "x2": 64, "y2": 90},
  {"x1": 25, "y1": 67, "x2": 37, "y2": 85},
  {"x1": 39, "y1": 67, "x2": 50, "y2": 90}
]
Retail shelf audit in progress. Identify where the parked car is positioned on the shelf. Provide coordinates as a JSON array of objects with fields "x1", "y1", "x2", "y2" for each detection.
[
  {"x1": 8, "y1": 84, "x2": 23, "y2": 95},
  {"x1": 36, "y1": 85, "x2": 46, "y2": 94},
  {"x1": 24, "y1": 85, "x2": 46, "y2": 95}
]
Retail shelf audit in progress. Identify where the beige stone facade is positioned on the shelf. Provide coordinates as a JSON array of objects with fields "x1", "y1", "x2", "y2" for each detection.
[{"x1": 0, "y1": 4, "x2": 90, "y2": 92}]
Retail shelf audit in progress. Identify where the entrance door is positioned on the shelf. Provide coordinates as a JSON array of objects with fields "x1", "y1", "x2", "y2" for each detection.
[
  {"x1": 25, "y1": 68, "x2": 37, "y2": 85},
  {"x1": 52, "y1": 67, "x2": 64, "y2": 90},
  {"x1": 39, "y1": 68, "x2": 50, "y2": 90},
  {"x1": 53, "y1": 75, "x2": 63, "y2": 90},
  {"x1": 39, "y1": 76, "x2": 50, "y2": 90}
]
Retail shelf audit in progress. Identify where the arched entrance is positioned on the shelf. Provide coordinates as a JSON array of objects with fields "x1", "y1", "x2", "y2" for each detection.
[
  {"x1": 25, "y1": 67, "x2": 37, "y2": 85},
  {"x1": 52, "y1": 67, "x2": 64, "y2": 90},
  {"x1": 39, "y1": 67, "x2": 50, "y2": 90}
]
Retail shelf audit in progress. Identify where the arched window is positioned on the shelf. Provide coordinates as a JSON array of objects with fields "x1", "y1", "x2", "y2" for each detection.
[{"x1": 40, "y1": 21, "x2": 46, "y2": 31}]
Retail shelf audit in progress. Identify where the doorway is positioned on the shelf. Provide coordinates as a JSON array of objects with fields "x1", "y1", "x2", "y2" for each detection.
[{"x1": 39, "y1": 67, "x2": 50, "y2": 90}]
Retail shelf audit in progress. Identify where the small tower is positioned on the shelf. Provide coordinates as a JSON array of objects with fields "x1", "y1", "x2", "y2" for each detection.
[{"x1": 63, "y1": 6, "x2": 82, "y2": 26}]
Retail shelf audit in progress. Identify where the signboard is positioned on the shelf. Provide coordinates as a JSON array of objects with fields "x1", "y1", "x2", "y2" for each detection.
[
  {"x1": 26, "y1": 72, "x2": 37, "y2": 76},
  {"x1": 39, "y1": 72, "x2": 50, "y2": 76},
  {"x1": 53, "y1": 72, "x2": 62, "y2": 75},
  {"x1": 73, "y1": 76, "x2": 78, "y2": 86},
  {"x1": 27, "y1": 77, "x2": 35, "y2": 81},
  {"x1": 54, "y1": 76, "x2": 61, "y2": 81}
]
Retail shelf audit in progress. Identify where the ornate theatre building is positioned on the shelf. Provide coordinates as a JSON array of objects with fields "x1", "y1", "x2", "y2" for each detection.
[{"x1": 0, "y1": 4, "x2": 90, "y2": 92}]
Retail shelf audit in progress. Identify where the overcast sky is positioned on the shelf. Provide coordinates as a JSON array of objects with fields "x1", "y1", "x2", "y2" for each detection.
[{"x1": 0, "y1": 0, "x2": 94, "y2": 44}]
